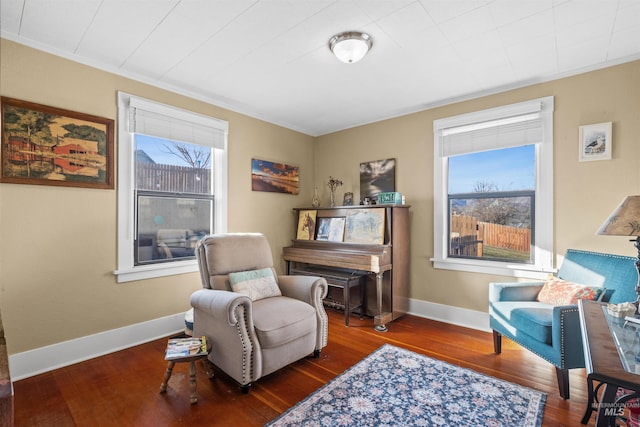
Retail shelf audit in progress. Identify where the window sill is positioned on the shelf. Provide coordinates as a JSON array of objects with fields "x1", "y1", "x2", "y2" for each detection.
[
  {"x1": 431, "y1": 257, "x2": 555, "y2": 280},
  {"x1": 113, "y1": 260, "x2": 199, "y2": 283}
]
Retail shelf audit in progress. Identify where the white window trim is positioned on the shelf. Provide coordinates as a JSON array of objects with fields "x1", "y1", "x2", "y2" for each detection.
[
  {"x1": 114, "y1": 92, "x2": 228, "y2": 283},
  {"x1": 432, "y1": 96, "x2": 555, "y2": 279}
]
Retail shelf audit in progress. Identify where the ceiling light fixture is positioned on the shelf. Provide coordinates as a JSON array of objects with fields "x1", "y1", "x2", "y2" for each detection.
[{"x1": 328, "y1": 31, "x2": 373, "y2": 64}]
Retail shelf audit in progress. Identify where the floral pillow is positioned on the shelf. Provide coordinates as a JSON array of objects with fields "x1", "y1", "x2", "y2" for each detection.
[
  {"x1": 228, "y1": 268, "x2": 281, "y2": 301},
  {"x1": 537, "y1": 277, "x2": 604, "y2": 305}
]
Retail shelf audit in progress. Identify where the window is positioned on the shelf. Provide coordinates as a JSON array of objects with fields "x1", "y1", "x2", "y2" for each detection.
[
  {"x1": 115, "y1": 93, "x2": 228, "y2": 283},
  {"x1": 433, "y1": 97, "x2": 554, "y2": 278}
]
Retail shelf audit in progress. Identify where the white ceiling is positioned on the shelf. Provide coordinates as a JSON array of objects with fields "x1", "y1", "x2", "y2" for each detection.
[{"x1": 2, "y1": 1, "x2": 640, "y2": 136}]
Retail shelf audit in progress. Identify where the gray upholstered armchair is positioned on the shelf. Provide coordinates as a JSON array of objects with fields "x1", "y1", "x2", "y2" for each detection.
[{"x1": 190, "y1": 233, "x2": 328, "y2": 393}]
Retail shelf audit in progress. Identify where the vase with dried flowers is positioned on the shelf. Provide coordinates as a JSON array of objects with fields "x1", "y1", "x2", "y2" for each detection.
[{"x1": 327, "y1": 176, "x2": 343, "y2": 207}]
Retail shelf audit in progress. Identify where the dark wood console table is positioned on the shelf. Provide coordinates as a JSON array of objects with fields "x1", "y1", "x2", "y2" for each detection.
[{"x1": 579, "y1": 300, "x2": 640, "y2": 426}]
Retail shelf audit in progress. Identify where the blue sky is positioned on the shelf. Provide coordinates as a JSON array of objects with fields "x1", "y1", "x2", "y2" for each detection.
[
  {"x1": 448, "y1": 145, "x2": 535, "y2": 194},
  {"x1": 135, "y1": 134, "x2": 193, "y2": 166}
]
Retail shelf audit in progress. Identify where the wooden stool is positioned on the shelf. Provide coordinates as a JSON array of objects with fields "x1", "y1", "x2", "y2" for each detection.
[{"x1": 159, "y1": 353, "x2": 212, "y2": 404}]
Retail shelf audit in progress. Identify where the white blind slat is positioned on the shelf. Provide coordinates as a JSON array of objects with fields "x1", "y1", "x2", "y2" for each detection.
[
  {"x1": 442, "y1": 114, "x2": 542, "y2": 157},
  {"x1": 128, "y1": 99, "x2": 227, "y2": 150}
]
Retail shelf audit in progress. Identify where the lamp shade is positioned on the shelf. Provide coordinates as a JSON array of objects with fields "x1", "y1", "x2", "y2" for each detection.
[
  {"x1": 329, "y1": 32, "x2": 372, "y2": 63},
  {"x1": 597, "y1": 195, "x2": 640, "y2": 236}
]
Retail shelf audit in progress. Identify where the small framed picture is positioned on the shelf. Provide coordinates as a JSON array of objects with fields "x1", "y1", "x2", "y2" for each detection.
[
  {"x1": 296, "y1": 210, "x2": 317, "y2": 240},
  {"x1": 343, "y1": 192, "x2": 353, "y2": 206},
  {"x1": 316, "y1": 217, "x2": 346, "y2": 242},
  {"x1": 578, "y1": 122, "x2": 612, "y2": 162}
]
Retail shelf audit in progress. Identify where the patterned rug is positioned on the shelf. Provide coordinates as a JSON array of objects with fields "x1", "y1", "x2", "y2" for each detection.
[{"x1": 266, "y1": 344, "x2": 546, "y2": 427}]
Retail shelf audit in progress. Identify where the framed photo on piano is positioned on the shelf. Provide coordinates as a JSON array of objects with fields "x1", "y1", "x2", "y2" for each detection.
[
  {"x1": 316, "y1": 217, "x2": 346, "y2": 242},
  {"x1": 296, "y1": 210, "x2": 317, "y2": 240},
  {"x1": 344, "y1": 208, "x2": 385, "y2": 244}
]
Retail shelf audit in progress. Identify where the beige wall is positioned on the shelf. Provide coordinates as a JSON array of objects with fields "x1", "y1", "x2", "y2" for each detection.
[
  {"x1": 0, "y1": 39, "x2": 315, "y2": 354},
  {"x1": 315, "y1": 60, "x2": 640, "y2": 312},
  {"x1": 2, "y1": 37, "x2": 639, "y2": 356}
]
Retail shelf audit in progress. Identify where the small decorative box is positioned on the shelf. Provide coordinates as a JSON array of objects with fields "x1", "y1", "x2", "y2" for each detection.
[
  {"x1": 377, "y1": 192, "x2": 402, "y2": 205},
  {"x1": 607, "y1": 302, "x2": 637, "y2": 318}
]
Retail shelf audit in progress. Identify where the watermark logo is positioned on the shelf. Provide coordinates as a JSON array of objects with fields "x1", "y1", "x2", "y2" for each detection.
[{"x1": 593, "y1": 401, "x2": 640, "y2": 417}]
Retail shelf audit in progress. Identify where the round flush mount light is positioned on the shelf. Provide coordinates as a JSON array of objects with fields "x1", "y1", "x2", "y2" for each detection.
[{"x1": 328, "y1": 31, "x2": 373, "y2": 64}]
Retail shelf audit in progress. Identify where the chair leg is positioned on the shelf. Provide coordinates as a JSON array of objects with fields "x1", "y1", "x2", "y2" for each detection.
[
  {"x1": 493, "y1": 330, "x2": 502, "y2": 354},
  {"x1": 555, "y1": 367, "x2": 570, "y2": 399},
  {"x1": 313, "y1": 349, "x2": 321, "y2": 358},
  {"x1": 241, "y1": 383, "x2": 251, "y2": 394}
]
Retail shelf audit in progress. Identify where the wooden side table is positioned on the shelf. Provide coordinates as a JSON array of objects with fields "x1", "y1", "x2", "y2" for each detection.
[{"x1": 159, "y1": 353, "x2": 213, "y2": 404}]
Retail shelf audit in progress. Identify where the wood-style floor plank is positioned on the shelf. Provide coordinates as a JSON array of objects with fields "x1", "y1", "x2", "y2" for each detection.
[{"x1": 14, "y1": 309, "x2": 595, "y2": 426}]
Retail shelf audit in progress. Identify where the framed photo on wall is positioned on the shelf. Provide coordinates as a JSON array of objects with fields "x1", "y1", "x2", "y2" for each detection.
[
  {"x1": 0, "y1": 97, "x2": 114, "y2": 189},
  {"x1": 251, "y1": 158, "x2": 299, "y2": 194},
  {"x1": 578, "y1": 122, "x2": 612, "y2": 162},
  {"x1": 360, "y1": 158, "x2": 395, "y2": 202}
]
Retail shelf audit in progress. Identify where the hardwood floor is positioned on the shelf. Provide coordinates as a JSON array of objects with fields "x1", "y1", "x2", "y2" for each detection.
[{"x1": 14, "y1": 309, "x2": 595, "y2": 426}]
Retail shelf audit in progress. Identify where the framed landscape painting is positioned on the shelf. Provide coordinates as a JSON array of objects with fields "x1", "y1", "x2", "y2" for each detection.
[
  {"x1": 251, "y1": 158, "x2": 299, "y2": 194},
  {"x1": 360, "y1": 158, "x2": 395, "y2": 201},
  {"x1": 1, "y1": 97, "x2": 114, "y2": 189},
  {"x1": 344, "y1": 208, "x2": 385, "y2": 244}
]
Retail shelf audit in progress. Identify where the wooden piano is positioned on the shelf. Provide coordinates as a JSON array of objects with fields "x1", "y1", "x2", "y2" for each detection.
[{"x1": 283, "y1": 205, "x2": 410, "y2": 331}]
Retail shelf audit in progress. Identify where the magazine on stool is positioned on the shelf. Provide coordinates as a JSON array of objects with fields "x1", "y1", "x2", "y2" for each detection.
[{"x1": 164, "y1": 336, "x2": 208, "y2": 360}]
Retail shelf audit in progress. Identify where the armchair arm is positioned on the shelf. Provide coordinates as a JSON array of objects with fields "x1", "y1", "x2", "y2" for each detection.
[
  {"x1": 489, "y1": 281, "x2": 545, "y2": 303},
  {"x1": 552, "y1": 305, "x2": 585, "y2": 369},
  {"x1": 278, "y1": 275, "x2": 329, "y2": 350},
  {"x1": 190, "y1": 288, "x2": 253, "y2": 326},
  {"x1": 278, "y1": 275, "x2": 328, "y2": 304},
  {"x1": 190, "y1": 289, "x2": 262, "y2": 385}
]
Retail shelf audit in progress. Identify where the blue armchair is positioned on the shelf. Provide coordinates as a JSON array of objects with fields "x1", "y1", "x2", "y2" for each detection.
[{"x1": 489, "y1": 249, "x2": 638, "y2": 399}]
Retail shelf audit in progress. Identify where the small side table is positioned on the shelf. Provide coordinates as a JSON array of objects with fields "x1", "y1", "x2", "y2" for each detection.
[{"x1": 159, "y1": 353, "x2": 213, "y2": 404}]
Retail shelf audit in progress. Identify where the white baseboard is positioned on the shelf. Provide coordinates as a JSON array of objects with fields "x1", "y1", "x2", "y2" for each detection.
[
  {"x1": 9, "y1": 312, "x2": 184, "y2": 381},
  {"x1": 407, "y1": 298, "x2": 491, "y2": 333},
  {"x1": 9, "y1": 301, "x2": 489, "y2": 381}
]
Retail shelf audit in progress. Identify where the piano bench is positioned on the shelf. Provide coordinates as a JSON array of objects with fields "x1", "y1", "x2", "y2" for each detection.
[{"x1": 290, "y1": 267, "x2": 366, "y2": 326}]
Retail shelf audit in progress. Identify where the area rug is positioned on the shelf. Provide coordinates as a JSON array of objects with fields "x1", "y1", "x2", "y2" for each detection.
[{"x1": 266, "y1": 344, "x2": 546, "y2": 427}]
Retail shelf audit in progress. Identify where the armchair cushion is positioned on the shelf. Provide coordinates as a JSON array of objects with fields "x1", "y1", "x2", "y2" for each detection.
[
  {"x1": 491, "y1": 301, "x2": 554, "y2": 345},
  {"x1": 229, "y1": 268, "x2": 281, "y2": 301},
  {"x1": 252, "y1": 297, "x2": 316, "y2": 349},
  {"x1": 537, "y1": 277, "x2": 605, "y2": 305}
]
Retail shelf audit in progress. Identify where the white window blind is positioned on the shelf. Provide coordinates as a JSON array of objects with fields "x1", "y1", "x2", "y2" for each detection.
[
  {"x1": 440, "y1": 112, "x2": 543, "y2": 157},
  {"x1": 128, "y1": 97, "x2": 227, "y2": 149},
  {"x1": 436, "y1": 96, "x2": 549, "y2": 158}
]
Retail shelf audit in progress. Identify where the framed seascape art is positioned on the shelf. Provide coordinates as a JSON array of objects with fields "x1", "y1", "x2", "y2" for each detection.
[
  {"x1": 1, "y1": 97, "x2": 114, "y2": 189},
  {"x1": 360, "y1": 158, "x2": 395, "y2": 202},
  {"x1": 316, "y1": 217, "x2": 346, "y2": 242},
  {"x1": 251, "y1": 158, "x2": 299, "y2": 195},
  {"x1": 578, "y1": 122, "x2": 612, "y2": 162}
]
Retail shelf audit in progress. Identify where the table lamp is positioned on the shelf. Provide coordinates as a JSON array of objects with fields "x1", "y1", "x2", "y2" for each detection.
[{"x1": 597, "y1": 195, "x2": 640, "y2": 306}]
